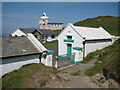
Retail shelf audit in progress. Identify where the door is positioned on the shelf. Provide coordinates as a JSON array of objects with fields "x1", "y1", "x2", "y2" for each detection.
[{"x1": 67, "y1": 44, "x2": 72, "y2": 58}]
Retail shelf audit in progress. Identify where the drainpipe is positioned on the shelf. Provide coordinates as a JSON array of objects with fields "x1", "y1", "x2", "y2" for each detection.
[
  {"x1": 83, "y1": 37, "x2": 86, "y2": 58},
  {"x1": 39, "y1": 53, "x2": 42, "y2": 63}
]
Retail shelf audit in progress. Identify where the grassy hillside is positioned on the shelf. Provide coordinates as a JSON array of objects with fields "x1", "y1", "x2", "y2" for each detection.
[
  {"x1": 85, "y1": 39, "x2": 120, "y2": 83},
  {"x1": 74, "y1": 16, "x2": 119, "y2": 36},
  {"x1": 2, "y1": 63, "x2": 65, "y2": 88},
  {"x1": 43, "y1": 40, "x2": 58, "y2": 48}
]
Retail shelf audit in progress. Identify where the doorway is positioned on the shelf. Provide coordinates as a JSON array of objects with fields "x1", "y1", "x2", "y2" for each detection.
[{"x1": 67, "y1": 44, "x2": 72, "y2": 58}]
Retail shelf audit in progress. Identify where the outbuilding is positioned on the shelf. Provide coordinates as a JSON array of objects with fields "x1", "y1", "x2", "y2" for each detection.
[
  {"x1": 11, "y1": 28, "x2": 57, "y2": 43},
  {"x1": 0, "y1": 35, "x2": 54, "y2": 77},
  {"x1": 58, "y1": 23, "x2": 113, "y2": 64}
]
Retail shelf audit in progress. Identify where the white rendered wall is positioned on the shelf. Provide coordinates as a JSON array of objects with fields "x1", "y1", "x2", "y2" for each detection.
[
  {"x1": 85, "y1": 41, "x2": 112, "y2": 56},
  {"x1": 11, "y1": 29, "x2": 26, "y2": 36},
  {"x1": 47, "y1": 36, "x2": 57, "y2": 42},
  {"x1": 73, "y1": 49, "x2": 83, "y2": 62},
  {"x1": 1, "y1": 54, "x2": 40, "y2": 77},
  {"x1": 58, "y1": 25, "x2": 84, "y2": 55},
  {"x1": 41, "y1": 54, "x2": 52, "y2": 66}
]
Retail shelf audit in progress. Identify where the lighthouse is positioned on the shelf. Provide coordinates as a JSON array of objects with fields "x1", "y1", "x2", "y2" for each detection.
[{"x1": 39, "y1": 13, "x2": 49, "y2": 29}]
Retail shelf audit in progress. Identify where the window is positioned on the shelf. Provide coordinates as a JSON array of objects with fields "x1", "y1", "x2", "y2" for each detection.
[
  {"x1": 37, "y1": 36, "x2": 40, "y2": 39},
  {"x1": 51, "y1": 35, "x2": 55, "y2": 38},
  {"x1": 67, "y1": 36, "x2": 72, "y2": 39},
  {"x1": 34, "y1": 35, "x2": 37, "y2": 38}
]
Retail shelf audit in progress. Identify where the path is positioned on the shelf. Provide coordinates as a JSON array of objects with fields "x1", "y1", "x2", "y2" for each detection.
[
  {"x1": 60, "y1": 55, "x2": 99, "y2": 73},
  {"x1": 47, "y1": 43, "x2": 99, "y2": 88},
  {"x1": 59, "y1": 55, "x2": 99, "y2": 88}
]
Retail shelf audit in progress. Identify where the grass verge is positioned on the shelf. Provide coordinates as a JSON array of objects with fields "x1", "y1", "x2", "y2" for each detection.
[
  {"x1": 81, "y1": 50, "x2": 101, "y2": 64},
  {"x1": 43, "y1": 40, "x2": 58, "y2": 48},
  {"x1": 2, "y1": 63, "x2": 59, "y2": 88},
  {"x1": 85, "y1": 39, "x2": 120, "y2": 77}
]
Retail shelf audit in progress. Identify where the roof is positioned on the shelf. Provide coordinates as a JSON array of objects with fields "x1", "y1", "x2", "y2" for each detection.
[
  {"x1": 19, "y1": 28, "x2": 36, "y2": 34},
  {"x1": 1, "y1": 36, "x2": 41, "y2": 58},
  {"x1": 18, "y1": 28, "x2": 57, "y2": 36},
  {"x1": 47, "y1": 50, "x2": 54, "y2": 53},
  {"x1": 73, "y1": 47, "x2": 82, "y2": 50},
  {"x1": 69, "y1": 24, "x2": 112, "y2": 40},
  {"x1": 48, "y1": 23, "x2": 63, "y2": 24},
  {"x1": 37, "y1": 29, "x2": 57, "y2": 36}
]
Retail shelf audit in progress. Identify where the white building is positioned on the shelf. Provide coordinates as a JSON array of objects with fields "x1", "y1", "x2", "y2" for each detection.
[
  {"x1": 39, "y1": 13, "x2": 63, "y2": 30},
  {"x1": 0, "y1": 34, "x2": 54, "y2": 77},
  {"x1": 58, "y1": 23, "x2": 113, "y2": 64},
  {"x1": 11, "y1": 28, "x2": 57, "y2": 43}
]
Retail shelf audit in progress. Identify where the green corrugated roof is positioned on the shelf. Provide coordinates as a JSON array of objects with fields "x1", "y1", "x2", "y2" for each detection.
[
  {"x1": 64, "y1": 39, "x2": 74, "y2": 42},
  {"x1": 73, "y1": 47, "x2": 82, "y2": 50},
  {"x1": 47, "y1": 50, "x2": 54, "y2": 53}
]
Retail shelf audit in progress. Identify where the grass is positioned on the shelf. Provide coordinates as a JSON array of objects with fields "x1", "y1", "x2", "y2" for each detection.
[
  {"x1": 43, "y1": 40, "x2": 58, "y2": 48},
  {"x1": 2, "y1": 63, "x2": 59, "y2": 88},
  {"x1": 53, "y1": 29, "x2": 62, "y2": 35},
  {"x1": 74, "y1": 16, "x2": 119, "y2": 36},
  {"x1": 85, "y1": 39, "x2": 120, "y2": 77},
  {"x1": 70, "y1": 70, "x2": 81, "y2": 76},
  {"x1": 81, "y1": 50, "x2": 101, "y2": 64}
]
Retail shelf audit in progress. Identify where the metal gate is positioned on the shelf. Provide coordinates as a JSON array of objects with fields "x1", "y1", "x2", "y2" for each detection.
[{"x1": 56, "y1": 53, "x2": 75, "y2": 68}]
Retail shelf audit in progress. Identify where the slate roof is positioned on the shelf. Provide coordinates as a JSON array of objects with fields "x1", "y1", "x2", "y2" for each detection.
[
  {"x1": 69, "y1": 23, "x2": 112, "y2": 40},
  {"x1": 37, "y1": 29, "x2": 57, "y2": 36},
  {"x1": 18, "y1": 28, "x2": 57, "y2": 36},
  {"x1": 19, "y1": 28, "x2": 36, "y2": 34},
  {"x1": 1, "y1": 36, "x2": 41, "y2": 58}
]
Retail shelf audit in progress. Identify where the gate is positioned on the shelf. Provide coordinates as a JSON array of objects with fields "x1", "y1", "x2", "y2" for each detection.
[{"x1": 56, "y1": 53, "x2": 75, "y2": 68}]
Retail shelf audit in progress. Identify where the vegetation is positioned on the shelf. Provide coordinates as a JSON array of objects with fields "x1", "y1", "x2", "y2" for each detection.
[
  {"x1": 70, "y1": 70, "x2": 81, "y2": 76},
  {"x1": 74, "y1": 16, "x2": 119, "y2": 36},
  {"x1": 43, "y1": 40, "x2": 58, "y2": 48},
  {"x1": 85, "y1": 39, "x2": 120, "y2": 82},
  {"x1": 53, "y1": 29, "x2": 62, "y2": 35},
  {"x1": 2, "y1": 63, "x2": 60, "y2": 88},
  {"x1": 81, "y1": 50, "x2": 101, "y2": 63}
]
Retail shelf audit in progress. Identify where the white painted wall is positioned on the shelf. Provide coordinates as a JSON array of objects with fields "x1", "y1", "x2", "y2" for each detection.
[
  {"x1": 46, "y1": 36, "x2": 57, "y2": 42},
  {"x1": 1, "y1": 54, "x2": 40, "y2": 77},
  {"x1": 85, "y1": 41, "x2": 112, "y2": 56},
  {"x1": 41, "y1": 54, "x2": 53, "y2": 66},
  {"x1": 11, "y1": 29, "x2": 26, "y2": 36},
  {"x1": 73, "y1": 49, "x2": 83, "y2": 62},
  {"x1": 58, "y1": 25, "x2": 84, "y2": 55}
]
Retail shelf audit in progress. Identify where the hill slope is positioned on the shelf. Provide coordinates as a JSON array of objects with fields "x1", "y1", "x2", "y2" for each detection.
[
  {"x1": 74, "y1": 16, "x2": 119, "y2": 36},
  {"x1": 2, "y1": 64, "x2": 66, "y2": 88}
]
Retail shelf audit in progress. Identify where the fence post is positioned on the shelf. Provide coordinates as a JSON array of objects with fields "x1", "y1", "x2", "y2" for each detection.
[{"x1": 55, "y1": 56, "x2": 58, "y2": 68}]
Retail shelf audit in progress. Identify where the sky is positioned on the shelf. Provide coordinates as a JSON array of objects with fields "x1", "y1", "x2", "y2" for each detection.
[{"x1": 2, "y1": 2, "x2": 118, "y2": 36}]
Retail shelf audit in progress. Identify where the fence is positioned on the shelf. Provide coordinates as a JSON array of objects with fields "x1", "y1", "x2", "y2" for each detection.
[{"x1": 55, "y1": 53, "x2": 75, "y2": 68}]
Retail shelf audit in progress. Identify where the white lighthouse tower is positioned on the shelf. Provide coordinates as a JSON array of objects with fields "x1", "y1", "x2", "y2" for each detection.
[{"x1": 39, "y1": 13, "x2": 49, "y2": 29}]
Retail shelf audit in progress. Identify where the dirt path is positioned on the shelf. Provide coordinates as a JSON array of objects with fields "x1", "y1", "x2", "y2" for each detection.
[
  {"x1": 59, "y1": 55, "x2": 99, "y2": 88},
  {"x1": 59, "y1": 55, "x2": 99, "y2": 72}
]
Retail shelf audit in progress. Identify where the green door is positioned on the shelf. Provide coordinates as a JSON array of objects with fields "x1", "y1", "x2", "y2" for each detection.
[{"x1": 67, "y1": 44, "x2": 72, "y2": 58}]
